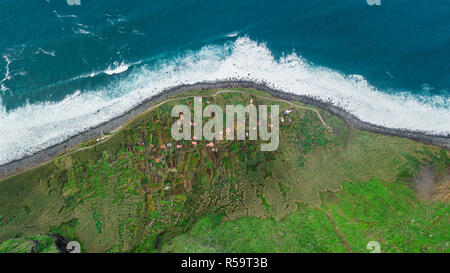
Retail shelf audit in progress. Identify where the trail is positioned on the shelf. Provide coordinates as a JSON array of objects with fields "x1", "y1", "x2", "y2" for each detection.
[
  {"x1": 70, "y1": 88, "x2": 332, "y2": 156},
  {"x1": 3, "y1": 81, "x2": 447, "y2": 181}
]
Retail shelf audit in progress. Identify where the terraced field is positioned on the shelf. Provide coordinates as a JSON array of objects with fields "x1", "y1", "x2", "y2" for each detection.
[{"x1": 0, "y1": 88, "x2": 448, "y2": 253}]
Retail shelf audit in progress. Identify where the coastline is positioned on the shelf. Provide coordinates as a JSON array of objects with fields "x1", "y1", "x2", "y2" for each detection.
[{"x1": 1, "y1": 80, "x2": 449, "y2": 180}]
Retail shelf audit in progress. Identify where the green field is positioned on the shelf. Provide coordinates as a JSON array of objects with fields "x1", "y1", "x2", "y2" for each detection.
[
  {"x1": 0, "y1": 88, "x2": 448, "y2": 253},
  {"x1": 162, "y1": 179, "x2": 449, "y2": 253}
]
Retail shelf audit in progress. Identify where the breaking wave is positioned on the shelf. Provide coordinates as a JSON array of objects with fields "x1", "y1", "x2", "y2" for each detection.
[{"x1": 0, "y1": 37, "x2": 449, "y2": 165}]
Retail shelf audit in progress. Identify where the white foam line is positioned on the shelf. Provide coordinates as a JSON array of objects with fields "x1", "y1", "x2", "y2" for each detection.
[
  {"x1": 1, "y1": 55, "x2": 11, "y2": 93},
  {"x1": 53, "y1": 10, "x2": 77, "y2": 19},
  {"x1": 104, "y1": 61, "x2": 130, "y2": 75},
  {"x1": 73, "y1": 28, "x2": 91, "y2": 35},
  {"x1": 34, "y1": 48, "x2": 56, "y2": 57},
  {"x1": 32, "y1": 60, "x2": 138, "y2": 91},
  {"x1": 225, "y1": 31, "x2": 239, "y2": 38},
  {"x1": 0, "y1": 37, "x2": 448, "y2": 165}
]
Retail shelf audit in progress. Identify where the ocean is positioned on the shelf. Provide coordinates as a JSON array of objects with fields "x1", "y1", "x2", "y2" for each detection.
[{"x1": 0, "y1": 0, "x2": 449, "y2": 165}]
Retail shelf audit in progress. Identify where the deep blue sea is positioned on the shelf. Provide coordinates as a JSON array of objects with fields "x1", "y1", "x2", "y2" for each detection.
[{"x1": 0, "y1": 0, "x2": 449, "y2": 164}]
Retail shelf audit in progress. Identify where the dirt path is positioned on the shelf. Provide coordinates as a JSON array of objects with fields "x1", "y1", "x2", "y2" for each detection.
[
  {"x1": 318, "y1": 207, "x2": 353, "y2": 253},
  {"x1": 214, "y1": 89, "x2": 331, "y2": 129},
  {"x1": 66, "y1": 89, "x2": 332, "y2": 157},
  {"x1": 3, "y1": 80, "x2": 447, "y2": 180}
]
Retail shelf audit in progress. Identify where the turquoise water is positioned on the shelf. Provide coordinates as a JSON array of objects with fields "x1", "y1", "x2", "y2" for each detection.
[{"x1": 0, "y1": 0, "x2": 449, "y2": 164}]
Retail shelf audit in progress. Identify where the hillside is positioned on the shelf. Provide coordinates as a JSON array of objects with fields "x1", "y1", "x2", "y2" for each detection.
[{"x1": 0, "y1": 88, "x2": 448, "y2": 253}]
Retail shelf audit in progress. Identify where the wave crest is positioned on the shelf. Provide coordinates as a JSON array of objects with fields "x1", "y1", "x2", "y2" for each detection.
[{"x1": 0, "y1": 37, "x2": 449, "y2": 165}]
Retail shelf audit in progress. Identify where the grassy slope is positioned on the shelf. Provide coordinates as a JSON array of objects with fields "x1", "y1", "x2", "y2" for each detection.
[
  {"x1": 162, "y1": 179, "x2": 449, "y2": 253},
  {"x1": 0, "y1": 88, "x2": 448, "y2": 253},
  {"x1": 0, "y1": 235, "x2": 59, "y2": 253}
]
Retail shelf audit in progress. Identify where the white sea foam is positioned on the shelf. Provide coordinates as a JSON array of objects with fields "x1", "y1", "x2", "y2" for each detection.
[
  {"x1": 34, "y1": 48, "x2": 56, "y2": 57},
  {"x1": 53, "y1": 10, "x2": 77, "y2": 19},
  {"x1": 1, "y1": 55, "x2": 12, "y2": 93},
  {"x1": 104, "y1": 62, "x2": 130, "y2": 75},
  {"x1": 225, "y1": 31, "x2": 239, "y2": 38},
  {"x1": 0, "y1": 37, "x2": 449, "y2": 165},
  {"x1": 73, "y1": 28, "x2": 91, "y2": 35}
]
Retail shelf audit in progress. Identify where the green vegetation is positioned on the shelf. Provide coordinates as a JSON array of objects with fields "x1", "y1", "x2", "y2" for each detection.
[
  {"x1": 0, "y1": 88, "x2": 448, "y2": 253},
  {"x1": 0, "y1": 235, "x2": 59, "y2": 253},
  {"x1": 162, "y1": 179, "x2": 449, "y2": 253}
]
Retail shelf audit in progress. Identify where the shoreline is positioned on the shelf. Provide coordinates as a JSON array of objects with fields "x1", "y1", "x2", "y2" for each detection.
[{"x1": 1, "y1": 80, "x2": 449, "y2": 180}]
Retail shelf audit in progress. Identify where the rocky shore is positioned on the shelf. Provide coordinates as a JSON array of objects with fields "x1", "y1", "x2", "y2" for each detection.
[{"x1": 1, "y1": 80, "x2": 449, "y2": 180}]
